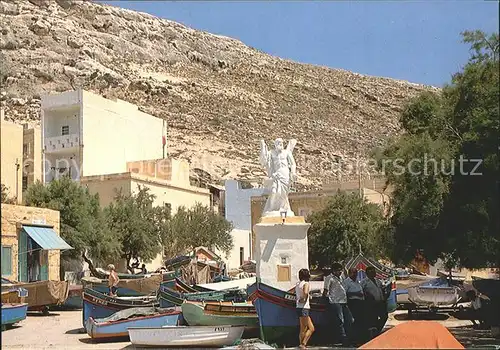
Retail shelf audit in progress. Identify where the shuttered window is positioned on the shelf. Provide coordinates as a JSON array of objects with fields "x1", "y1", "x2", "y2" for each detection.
[
  {"x1": 277, "y1": 264, "x2": 291, "y2": 282},
  {"x1": 1, "y1": 246, "x2": 12, "y2": 276}
]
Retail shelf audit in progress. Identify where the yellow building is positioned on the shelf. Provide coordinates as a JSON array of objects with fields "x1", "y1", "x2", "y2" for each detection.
[
  {"x1": 22, "y1": 126, "x2": 43, "y2": 192},
  {"x1": 1, "y1": 203, "x2": 72, "y2": 281},
  {"x1": 1, "y1": 110, "x2": 23, "y2": 204},
  {"x1": 250, "y1": 179, "x2": 392, "y2": 258},
  {"x1": 81, "y1": 158, "x2": 212, "y2": 272}
]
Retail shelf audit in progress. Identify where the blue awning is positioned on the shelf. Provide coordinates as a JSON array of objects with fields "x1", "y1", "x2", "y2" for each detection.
[{"x1": 22, "y1": 225, "x2": 73, "y2": 251}]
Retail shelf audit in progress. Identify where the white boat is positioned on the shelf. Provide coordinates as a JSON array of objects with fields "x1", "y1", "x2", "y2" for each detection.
[
  {"x1": 407, "y1": 285, "x2": 461, "y2": 307},
  {"x1": 128, "y1": 325, "x2": 245, "y2": 347},
  {"x1": 197, "y1": 277, "x2": 256, "y2": 291}
]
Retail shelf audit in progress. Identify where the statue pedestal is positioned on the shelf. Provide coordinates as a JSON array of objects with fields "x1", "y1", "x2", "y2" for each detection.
[{"x1": 253, "y1": 216, "x2": 310, "y2": 291}]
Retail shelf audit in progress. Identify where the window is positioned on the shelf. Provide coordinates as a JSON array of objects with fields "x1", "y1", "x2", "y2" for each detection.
[
  {"x1": 277, "y1": 265, "x2": 291, "y2": 282},
  {"x1": 61, "y1": 125, "x2": 69, "y2": 135},
  {"x1": 239, "y1": 247, "x2": 244, "y2": 266},
  {"x1": 1, "y1": 246, "x2": 12, "y2": 276},
  {"x1": 22, "y1": 176, "x2": 28, "y2": 191}
]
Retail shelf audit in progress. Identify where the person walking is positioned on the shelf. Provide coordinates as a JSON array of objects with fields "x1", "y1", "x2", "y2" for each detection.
[
  {"x1": 107, "y1": 264, "x2": 120, "y2": 297},
  {"x1": 323, "y1": 262, "x2": 352, "y2": 347},
  {"x1": 361, "y1": 266, "x2": 388, "y2": 336},
  {"x1": 343, "y1": 267, "x2": 366, "y2": 343},
  {"x1": 296, "y1": 268, "x2": 315, "y2": 348}
]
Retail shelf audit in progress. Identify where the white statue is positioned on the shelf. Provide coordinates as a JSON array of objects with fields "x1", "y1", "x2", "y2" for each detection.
[{"x1": 259, "y1": 138, "x2": 297, "y2": 217}]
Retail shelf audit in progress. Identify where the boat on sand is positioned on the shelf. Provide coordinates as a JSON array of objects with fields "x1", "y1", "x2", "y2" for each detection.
[{"x1": 128, "y1": 325, "x2": 245, "y2": 347}]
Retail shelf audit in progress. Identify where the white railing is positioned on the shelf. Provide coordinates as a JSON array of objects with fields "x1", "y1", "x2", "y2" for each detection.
[{"x1": 44, "y1": 134, "x2": 79, "y2": 152}]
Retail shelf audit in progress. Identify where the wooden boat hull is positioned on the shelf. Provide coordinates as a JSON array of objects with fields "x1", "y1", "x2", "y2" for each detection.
[
  {"x1": 85, "y1": 307, "x2": 182, "y2": 339},
  {"x1": 1, "y1": 287, "x2": 28, "y2": 304},
  {"x1": 2, "y1": 280, "x2": 69, "y2": 310},
  {"x1": 1, "y1": 303, "x2": 28, "y2": 328},
  {"x1": 407, "y1": 278, "x2": 461, "y2": 307},
  {"x1": 128, "y1": 325, "x2": 245, "y2": 347},
  {"x1": 181, "y1": 301, "x2": 258, "y2": 336},
  {"x1": 82, "y1": 288, "x2": 158, "y2": 327},
  {"x1": 247, "y1": 281, "x2": 331, "y2": 346}
]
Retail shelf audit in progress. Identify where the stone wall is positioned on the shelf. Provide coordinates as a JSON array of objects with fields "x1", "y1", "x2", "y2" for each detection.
[{"x1": 1, "y1": 204, "x2": 61, "y2": 281}]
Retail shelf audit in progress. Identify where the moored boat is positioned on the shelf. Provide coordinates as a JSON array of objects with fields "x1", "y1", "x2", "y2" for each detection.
[
  {"x1": 82, "y1": 288, "x2": 158, "y2": 327},
  {"x1": 81, "y1": 274, "x2": 162, "y2": 296},
  {"x1": 1, "y1": 303, "x2": 28, "y2": 330},
  {"x1": 247, "y1": 280, "x2": 330, "y2": 346},
  {"x1": 407, "y1": 277, "x2": 461, "y2": 307},
  {"x1": 181, "y1": 300, "x2": 259, "y2": 335},
  {"x1": 85, "y1": 306, "x2": 182, "y2": 339},
  {"x1": 158, "y1": 284, "x2": 245, "y2": 308},
  {"x1": 1, "y1": 280, "x2": 69, "y2": 313},
  {"x1": 128, "y1": 325, "x2": 245, "y2": 347}
]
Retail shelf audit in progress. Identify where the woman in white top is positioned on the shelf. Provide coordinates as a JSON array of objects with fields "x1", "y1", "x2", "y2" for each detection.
[{"x1": 296, "y1": 268, "x2": 315, "y2": 348}]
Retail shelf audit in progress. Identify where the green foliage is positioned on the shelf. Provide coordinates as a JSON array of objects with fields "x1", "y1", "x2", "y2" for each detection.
[
  {"x1": 307, "y1": 191, "x2": 390, "y2": 269},
  {"x1": 378, "y1": 30, "x2": 499, "y2": 268},
  {"x1": 1, "y1": 184, "x2": 15, "y2": 204},
  {"x1": 24, "y1": 177, "x2": 120, "y2": 264},
  {"x1": 104, "y1": 186, "x2": 170, "y2": 272},
  {"x1": 165, "y1": 203, "x2": 234, "y2": 259}
]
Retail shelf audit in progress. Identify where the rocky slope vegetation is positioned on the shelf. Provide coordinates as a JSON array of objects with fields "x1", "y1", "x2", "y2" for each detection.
[{"x1": 0, "y1": 0, "x2": 438, "y2": 189}]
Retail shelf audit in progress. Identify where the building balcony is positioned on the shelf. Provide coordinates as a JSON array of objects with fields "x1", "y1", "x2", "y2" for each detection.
[{"x1": 44, "y1": 134, "x2": 79, "y2": 153}]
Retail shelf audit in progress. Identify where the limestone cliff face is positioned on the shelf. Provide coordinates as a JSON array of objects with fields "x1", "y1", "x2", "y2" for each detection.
[{"x1": 0, "y1": 0, "x2": 437, "y2": 189}]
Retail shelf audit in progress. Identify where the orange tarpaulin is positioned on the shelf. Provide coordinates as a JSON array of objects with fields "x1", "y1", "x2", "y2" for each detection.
[{"x1": 359, "y1": 321, "x2": 464, "y2": 349}]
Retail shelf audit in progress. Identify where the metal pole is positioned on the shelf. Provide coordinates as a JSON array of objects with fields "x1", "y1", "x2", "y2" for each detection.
[{"x1": 15, "y1": 158, "x2": 20, "y2": 203}]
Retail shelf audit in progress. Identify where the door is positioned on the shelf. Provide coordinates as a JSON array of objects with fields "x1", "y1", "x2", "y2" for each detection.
[{"x1": 18, "y1": 230, "x2": 28, "y2": 282}]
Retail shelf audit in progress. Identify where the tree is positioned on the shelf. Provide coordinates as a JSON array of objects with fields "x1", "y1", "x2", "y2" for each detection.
[
  {"x1": 376, "y1": 30, "x2": 499, "y2": 268},
  {"x1": 307, "y1": 191, "x2": 390, "y2": 269},
  {"x1": 165, "y1": 203, "x2": 233, "y2": 259},
  {"x1": 24, "y1": 177, "x2": 120, "y2": 274},
  {"x1": 105, "y1": 186, "x2": 171, "y2": 273},
  {"x1": 1, "y1": 184, "x2": 15, "y2": 204}
]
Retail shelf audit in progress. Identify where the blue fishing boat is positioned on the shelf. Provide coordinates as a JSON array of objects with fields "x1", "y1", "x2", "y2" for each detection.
[
  {"x1": 85, "y1": 306, "x2": 182, "y2": 339},
  {"x1": 82, "y1": 288, "x2": 158, "y2": 327},
  {"x1": 174, "y1": 277, "x2": 212, "y2": 293},
  {"x1": 247, "y1": 280, "x2": 330, "y2": 346},
  {"x1": 1, "y1": 303, "x2": 28, "y2": 330}
]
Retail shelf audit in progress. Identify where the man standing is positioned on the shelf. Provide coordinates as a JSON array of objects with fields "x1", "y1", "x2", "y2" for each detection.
[
  {"x1": 361, "y1": 266, "x2": 388, "y2": 335},
  {"x1": 343, "y1": 267, "x2": 366, "y2": 343},
  {"x1": 323, "y1": 262, "x2": 352, "y2": 346}
]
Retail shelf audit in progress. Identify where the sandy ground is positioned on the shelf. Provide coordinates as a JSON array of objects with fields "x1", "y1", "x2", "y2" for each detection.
[{"x1": 2, "y1": 310, "x2": 499, "y2": 349}]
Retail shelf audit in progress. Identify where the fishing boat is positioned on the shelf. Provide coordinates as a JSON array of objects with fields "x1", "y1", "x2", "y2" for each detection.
[
  {"x1": 158, "y1": 285, "x2": 245, "y2": 308},
  {"x1": 181, "y1": 300, "x2": 259, "y2": 335},
  {"x1": 1, "y1": 285, "x2": 28, "y2": 304},
  {"x1": 93, "y1": 268, "x2": 178, "y2": 282},
  {"x1": 82, "y1": 288, "x2": 158, "y2": 327},
  {"x1": 247, "y1": 280, "x2": 330, "y2": 346},
  {"x1": 60, "y1": 284, "x2": 83, "y2": 309},
  {"x1": 1, "y1": 280, "x2": 69, "y2": 314},
  {"x1": 174, "y1": 277, "x2": 212, "y2": 293},
  {"x1": 128, "y1": 325, "x2": 245, "y2": 347},
  {"x1": 81, "y1": 274, "x2": 162, "y2": 296},
  {"x1": 85, "y1": 306, "x2": 182, "y2": 339},
  {"x1": 1, "y1": 303, "x2": 28, "y2": 330},
  {"x1": 198, "y1": 277, "x2": 257, "y2": 292},
  {"x1": 407, "y1": 277, "x2": 462, "y2": 307}
]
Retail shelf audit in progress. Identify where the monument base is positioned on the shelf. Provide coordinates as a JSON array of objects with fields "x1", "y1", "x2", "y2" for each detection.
[{"x1": 253, "y1": 216, "x2": 310, "y2": 291}]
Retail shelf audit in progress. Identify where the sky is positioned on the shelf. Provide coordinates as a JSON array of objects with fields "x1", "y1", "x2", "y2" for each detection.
[{"x1": 105, "y1": 1, "x2": 498, "y2": 87}]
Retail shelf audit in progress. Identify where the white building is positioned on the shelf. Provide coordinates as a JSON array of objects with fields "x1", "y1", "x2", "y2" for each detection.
[
  {"x1": 41, "y1": 89, "x2": 165, "y2": 183},
  {"x1": 223, "y1": 180, "x2": 265, "y2": 270}
]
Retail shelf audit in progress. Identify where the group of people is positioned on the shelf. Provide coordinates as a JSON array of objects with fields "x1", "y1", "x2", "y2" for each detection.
[{"x1": 295, "y1": 263, "x2": 390, "y2": 348}]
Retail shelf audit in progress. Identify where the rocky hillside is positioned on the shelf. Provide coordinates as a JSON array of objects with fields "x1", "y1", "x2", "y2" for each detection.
[{"x1": 0, "y1": 0, "x2": 437, "y2": 189}]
